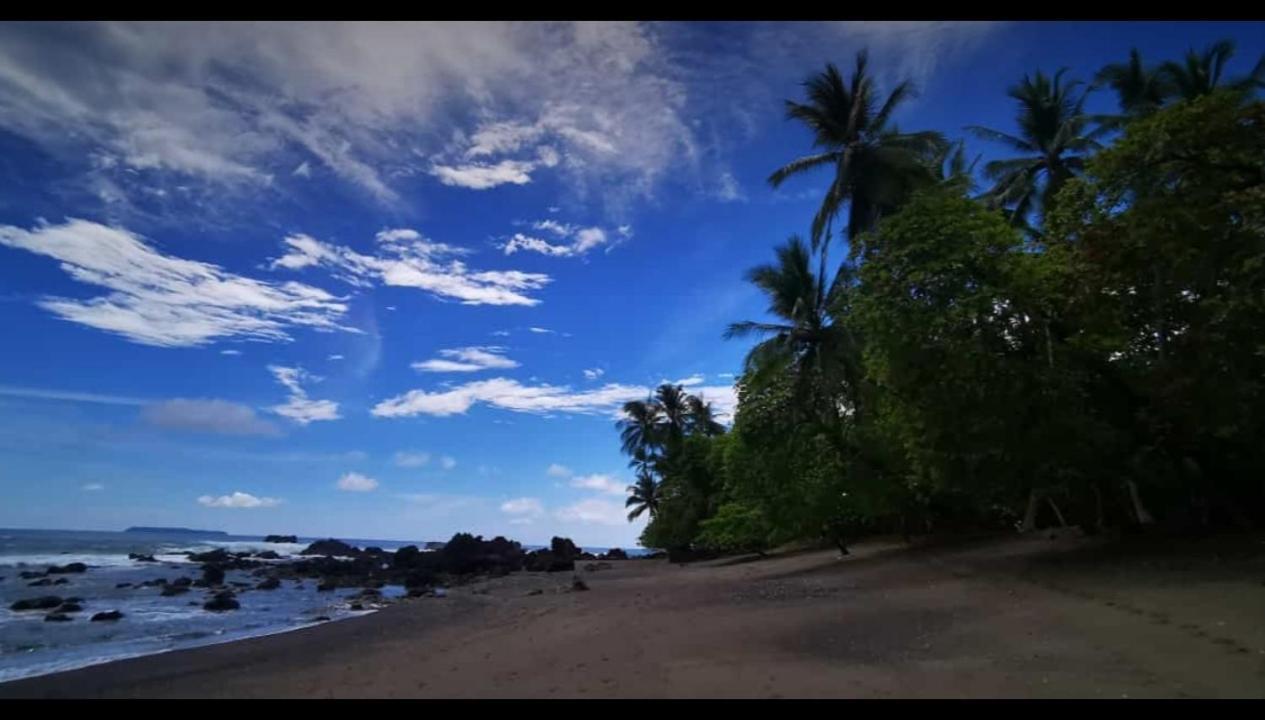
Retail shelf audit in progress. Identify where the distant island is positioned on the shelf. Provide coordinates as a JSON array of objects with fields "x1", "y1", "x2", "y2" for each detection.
[{"x1": 124, "y1": 527, "x2": 228, "y2": 536}]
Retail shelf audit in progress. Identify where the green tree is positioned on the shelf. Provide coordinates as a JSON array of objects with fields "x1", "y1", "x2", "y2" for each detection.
[
  {"x1": 1094, "y1": 48, "x2": 1173, "y2": 122},
  {"x1": 1159, "y1": 39, "x2": 1265, "y2": 101},
  {"x1": 967, "y1": 69, "x2": 1105, "y2": 230},
  {"x1": 768, "y1": 51, "x2": 946, "y2": 255},
  {"x1": 625, "y1": 472, "x2": 661, "y2": 521}
]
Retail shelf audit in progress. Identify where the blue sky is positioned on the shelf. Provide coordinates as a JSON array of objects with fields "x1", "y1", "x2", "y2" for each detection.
[{"x1": 1, "y1": 21, "x2": 1262, "y2": 547}]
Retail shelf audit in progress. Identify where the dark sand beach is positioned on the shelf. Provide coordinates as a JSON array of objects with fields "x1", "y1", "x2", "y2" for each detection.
[{"x1": 3, "y1": 533, "x2": 1263, "y2": 698}]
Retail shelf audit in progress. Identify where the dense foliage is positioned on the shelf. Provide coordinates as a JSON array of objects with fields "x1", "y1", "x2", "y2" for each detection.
[{"x1": 621, "y1": 43, "x2": 1265, "y2": 554}]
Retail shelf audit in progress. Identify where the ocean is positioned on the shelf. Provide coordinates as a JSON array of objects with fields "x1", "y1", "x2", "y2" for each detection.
[{"x1": 0, "y1": 528, "x2": 641, "y2": 684}]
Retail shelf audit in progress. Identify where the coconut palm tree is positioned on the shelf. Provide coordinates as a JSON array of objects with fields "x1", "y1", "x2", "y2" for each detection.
[
  {"x1": 725, "y1": 236, "x2": 863, "y2": 416},
  {"x1": 625, "y1": 472, "x2": 661, "y2": 521},
  {"x1": 654, "y1": 384, "x2": 691, "y2": 446},
  {"x1": 686, "y1": 395, "x2": 726, "y2": 437},
  {"x1": 617, "y1": 399, "x2": 662, "y2": 459},
  {"x1": 934, "y1": 139, "x2": 980, "y2": 195},
  {"x1": 769, "y1": 51, "x2": 947, "y2": 255},
  {"x1": 966, "y1": 68, "x2": 1105, "y2": 231},
  {"x1": 1094, "y1": 48, "x2": 1172, "y2": 123},
  {"x1": 1160, "y1": 39, "x2": 1265, "y2": 101}
]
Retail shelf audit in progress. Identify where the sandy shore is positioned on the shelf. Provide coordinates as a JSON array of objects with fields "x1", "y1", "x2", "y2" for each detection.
[{"x1": 3, "y1": 532, "x2": 1263, "y2": 698}]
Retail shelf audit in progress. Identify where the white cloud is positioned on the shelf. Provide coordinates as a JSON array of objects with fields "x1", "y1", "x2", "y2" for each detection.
[
  {"x1": 337, "y1": 471, "x2": 379, "y2": 492},
  {"x1": 714, "y1": 171, "x2": 746, "y2": 202},
  {"x1": 220, "y1": 349, "x2": 242, "y2": 356},
  {"x1": 491, "y1": 329, "x2": 511, "y2": 337},
  {"x1": 328, "y1": 354, "x2": 344, "y2": 361},
  {"x1": 674, "y1": 374, "x2": 705, "y2": 387},
  {"x1": 555, "y1": 498, "x2": 626, "y2": 526},
  {"x1": 371, "y1": 377, "x2": 650, "y2": 419},
  {"x1": 394, "y1": 451, "x2": 430, "y2": 468},
  {"x1": 501, "y1": 222, "x2": 622, "y2": 258},
  {"x1": 0, "y1": 219, "x2": 352, "y2": 348},
  {"x1": 270, "y1": 231, "x2": 550, "y2": 307},
  {"x1": 430, "y1": 159, "x2": 536, "y2": 189},
  {"x1": 440, "y1": 456, "x2": 457, "y2": 470},
  {"x1": 716, "y1": 372, "x2": 735, "y2": 378},
  {"x1": 82, "y1": 483, "x2": 104, "y2": 491},
  {"x1": 293, "y1": 161, "x2": 312, "y2": 178},
  {"x1": 500, "y1": 497, "x2": 544, "y2": 521},
  {"x1": 570, "y1": 473, "x2": 626, "y2": 496},
  {"x1": 412, "y1": 346, "x2": 518, "y2": 373},
  {"x1": 546, "y1": 463, "x2": 572, "y2": 478},
  {"x1": 529, "y1": 327, "x2": 555, "y2": 334},
  {"x1": 583, "y1": 368, "x2": 604, "y2": 380},
  {"x1": 142, "y1": 398, "x2": 281, "y2": 436},
  {"x1": 197, "y1": 491, "x2": 281, "y2": 508},
  {"x1": 267, "y1": 365, "x2": 340, "y2": 425}
]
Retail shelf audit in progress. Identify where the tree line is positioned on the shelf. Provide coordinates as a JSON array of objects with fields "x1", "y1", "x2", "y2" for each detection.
[{"x1": 618, "y1": 41, "x2": 1265, "y2": 556}]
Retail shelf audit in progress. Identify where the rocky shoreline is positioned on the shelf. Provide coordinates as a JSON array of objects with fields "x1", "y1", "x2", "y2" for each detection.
[{"x1": 6, "y1": 534, "x2": 639, "y2": 625}]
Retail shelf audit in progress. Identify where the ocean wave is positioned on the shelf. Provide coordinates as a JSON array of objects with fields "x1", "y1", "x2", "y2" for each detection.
[{"x1": 0, "y1": 553, "x2": 136, "y2": 569}]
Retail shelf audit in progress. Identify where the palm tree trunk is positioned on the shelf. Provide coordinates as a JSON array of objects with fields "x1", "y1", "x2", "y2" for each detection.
[
  {"x1": 1021, "y1": 488, "x2": 1041, "y2": 533},
  {"x1": 1046, "y1": 497, "x2": 1068, "y2": 528},
  {"x1": 1125, "y1": 479, "x2": 1155, "y2": 526}
]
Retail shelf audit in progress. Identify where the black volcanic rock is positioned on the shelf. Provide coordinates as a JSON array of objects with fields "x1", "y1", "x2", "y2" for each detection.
[
  {"x1": 11, "y1": 596, "x2": 63, "y2": 611},
  {"x1": 254, "y1": 550, "x2": 282, "y2": 560},
  {"x1": 264, "y1": 535, "x2": 298, "y2": 543},
  {"x1": 44, "y1": 613, "x2": 73, "y2": 622},
  {"x1": 316, "y1": 579, "x2": 336, "y2": 592},
  {"x1": 56, "y1": 602, "x2": 84, "y2": 613},
  {"x1": 201, "y1": 565, "x2": 226, "y2": 586},
  {"x1": 46, "y1": 562, "x2": 87, "y2": 574},
  {"x1": 257, "y1": 577, "x2": 281, "y2": 590},
  {"x1": 300, "y1": 539, "x2": 359, "y2": 557},
  {"x1": 203, "y1": 591, "x2": 240, "y2": 612},
  {"x1": 161, "y1": 585, "x2": 190, "y2": 597},
  {"x1": 27, "y1": 578, "x2": 53, "y2": 587},
  {"x1": 18, "y1": 570, "x2": 46, "y2": 579},
  {"x1": 187, "y1": 548, "x2": 232, "y2": 563},
  {"x1": 128, "y1": 553, "x2": 158, "y2": 562},
  {"x1": 601, "y1": 548, "x2": 628, "y2": 560},
  {"x1": 91, "y1": 611, "x2": 124, "y2": 622}
]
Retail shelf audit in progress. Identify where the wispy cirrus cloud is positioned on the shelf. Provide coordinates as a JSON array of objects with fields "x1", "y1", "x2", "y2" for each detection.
[
  {"x1": 412, "y1": 346, "x2": 519, "y2": 373},
  {"x1": 555, "y1": 497, "x2": 626, "y2": 526},
  {"x1": 370, "y1": 378, "x2": 650, "y2": 419},
  {"x1": 267, "y1": 365, "x2": 340, "y2": 425},
  {"x1": 0, "y1": 219, "x2": 353, "y2": 348},
  {"x1": 500, "y1": 497, "x2": 545, "y2": 524},
  {"x1": 500, "y1": 221, "x2": 630, "y2": 258},
  {"x1": 270, "y1": 230, "x2": 550, "y2": 307},
  {"x1": 197, "y1": 491, "x2": 281, "y2": 508},
  {"x1": 394, "y1": 451, "x2": 431, "y2": 468}
]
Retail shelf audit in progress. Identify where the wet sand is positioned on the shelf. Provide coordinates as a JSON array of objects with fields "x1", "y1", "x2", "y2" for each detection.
[{"x1": 3, "y1": 532, "x2": 1263, "y2": 698}]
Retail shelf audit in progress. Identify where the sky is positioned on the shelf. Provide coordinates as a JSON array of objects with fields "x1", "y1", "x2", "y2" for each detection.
[{"x1": 1, "y1": 21, "x2": 1262, "y2": 547}]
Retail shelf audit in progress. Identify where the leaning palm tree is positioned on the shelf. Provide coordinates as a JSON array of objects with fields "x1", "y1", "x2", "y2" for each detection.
[
  {"x1": 769, "y1": 51, "x2": 947, "y2": 255},
  {"x1": 686, "y1": 395, "x2": 725, "y2": 437},
  {"x1": 625, "y1": 472, "x2": 661, "y2": 521},
  {"x1": 725, "y1": 236, "x2": 863, "y2": 417},
  {"x1": 617, "y1": 399, "x2": 662, "y2": 459},
  {"x1": 967, "y1": 68, "x2": 1105, "y2": 231},
  {"x1": 1094, "y1": 48, "x2": 1172, "y2": 123},
  {"x1": 1160, "y1": 39, "x2": 1265, "y2": 101}
]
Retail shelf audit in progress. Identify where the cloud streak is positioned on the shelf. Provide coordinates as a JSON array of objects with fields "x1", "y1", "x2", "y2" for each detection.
[
  {"x1": 412, "y1": 346, "x2": 519, "y2": 373},
  {"x1": 371, "y1": 378, "x2": 650, "y2": 419},
  {"x1": 0, "y1": 219, "x2": 352, "y2": 347}
]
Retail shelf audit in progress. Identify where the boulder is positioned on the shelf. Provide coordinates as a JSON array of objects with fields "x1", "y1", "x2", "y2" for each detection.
[
  {"x1": 200, "y1": 565, "x2": 226, "y2": 586},
  {"x1": 56, "y1": 602, "x2": 84, "y2": 613},
  {"x1": 423, "y1": 541, "x2": 446, "y2": 551},
  {"x1": 52, "y1": 578, "x2": 69, "y2": 585},
  {"x1": 254, "y1": 550, "x2": 282, "y2": 560},
  {"x1": 524, "y1": 550, "x2": 574, "y2": 573},
  {"x1": 19, "y1": 570, "x2": 46, "y2": 579},
  {"x1": 264, "y1": 535, "x2": 298, "y2": 543},
  {"x1": 128, "y1": 553, "x2": 158, "y2": 562},
  {"x1": 46, "y1": 562, "x2": 88, "y2": 574},
  {"x1": 91, "y1": 611, "x2": 124, "y2": 622},
  {"x1": 203, "y1": 591, "x2": 240, "y2": 612},
  {"x1": 257, "y1": 577, "x2": 281, "y2": 590},
  {"x1": 550, "y1": 537, "x2": 580, "y2": 562},
  {"x1": 349, "y1": 602, "x2": 364, "y2": 611},
  {"x1": 187, "y1": 548, "x2": 232, "y2": 563},
  {"x1": 601, "y1": 548, "x2": 628, "y2": 560},
  {"x1": 299, "y1": 539, "x2": 359, "y2": 557},
  {"x1": 171, "y1": 576, "x2": 193, "y2": 588},
  {"x1": 362, "y1": 546, "x2": 386, "y2": 555},
  {"x1": 27, "y1": 578, "x2": 53, "y2": 587},
  {"x1": 571, "y1": 577, "x2": 590, "y2": 592},
  {"x1": 11, "y1": 596, "x2": 63, "y2": 611},
  {"x1": 316, "y1": 579, "x2": 336, "y2": 592},
  {"x1": 115, "y1": 582, "x2": 132, "y2": 589},
  {"x1": 161, "y1": 585, "x2": 190, "y2": 597},
  {"x1": 44, "y1": 613, "x2": 73, "y2": 622},
  {"x1": 314, "y1": 615, "x2": 331, "y2": 622}
]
